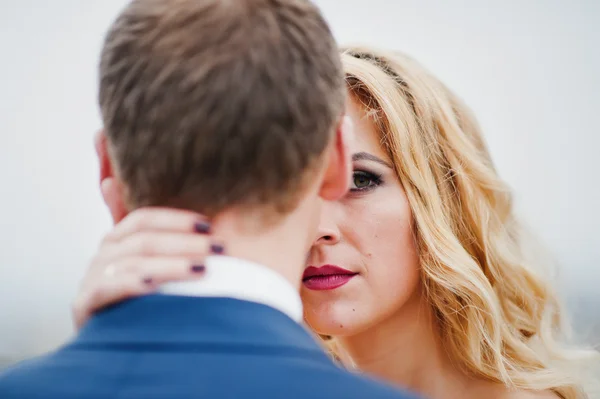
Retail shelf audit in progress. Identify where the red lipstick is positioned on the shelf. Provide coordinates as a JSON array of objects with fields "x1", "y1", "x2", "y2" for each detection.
[{"x1": 302, "y1": 265, "x2": 358, "y2": 291}]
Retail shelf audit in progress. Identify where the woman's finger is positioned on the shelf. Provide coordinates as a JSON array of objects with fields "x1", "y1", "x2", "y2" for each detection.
[
  {"x1": 99, "y1": 232, "x2": 224, "y2": 265},
  {"x1": 103, "y1": 256, "x2": 207, "y2": 284},
  {"x1": 102, "y1": 207, "x2": 211, "y2": 244}
]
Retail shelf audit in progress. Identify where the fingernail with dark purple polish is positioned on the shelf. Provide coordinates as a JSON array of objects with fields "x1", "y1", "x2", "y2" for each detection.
[
  {"x1": 194, "y1": 221, "x2": 211, "y2": 234},
  {"x1": 210, "y1": 243, "x2": 225, "y2": 254},
  {"x1": 143, "y1": 277, "x2": 153, "y2": 285},
  {"x1": 191, "y1": 265, "x2": 206, "y2": 273}
]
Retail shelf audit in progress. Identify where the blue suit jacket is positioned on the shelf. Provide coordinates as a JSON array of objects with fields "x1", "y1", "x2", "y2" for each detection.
[{"x1": 0, "y1": 295, "x2": 420, "y2": 398}]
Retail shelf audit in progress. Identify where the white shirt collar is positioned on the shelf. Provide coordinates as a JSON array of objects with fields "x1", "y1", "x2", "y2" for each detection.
[{"x1": 157, "y1": 255, "x2": 303, "y2": 323}]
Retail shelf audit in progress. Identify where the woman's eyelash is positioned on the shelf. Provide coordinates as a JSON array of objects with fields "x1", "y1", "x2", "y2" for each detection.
[{"x1": 349, "y1": 170, "x2": 383, "y2": 192}]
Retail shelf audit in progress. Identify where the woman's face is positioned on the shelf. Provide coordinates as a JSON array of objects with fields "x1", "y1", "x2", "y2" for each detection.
[{"x1": 302, "y1": 95, "x2": 421, "y2": 336}]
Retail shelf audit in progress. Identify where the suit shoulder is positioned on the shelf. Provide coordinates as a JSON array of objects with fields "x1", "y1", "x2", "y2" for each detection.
[
  {"x1": 0, "y1": 357, "x2": 48, "y2": 397},
  {"x1": 0, "y1": 357, "x2": 43, "y2": 380}
]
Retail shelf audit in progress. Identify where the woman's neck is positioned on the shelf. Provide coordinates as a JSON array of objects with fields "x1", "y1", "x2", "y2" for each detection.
[{"x1": 336, "y1": 295, "x2": 475, "y2": 398}]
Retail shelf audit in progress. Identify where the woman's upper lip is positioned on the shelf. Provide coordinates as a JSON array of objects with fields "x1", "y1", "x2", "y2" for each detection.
[{"x1": 303, "y1": 265, "x2": 356, "y2": 279}]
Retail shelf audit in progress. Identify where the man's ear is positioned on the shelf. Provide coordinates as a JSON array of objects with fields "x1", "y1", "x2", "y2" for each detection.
[
  {"x1": 94, "y1": 130, "x2": 128, "y2": 224},
  {"x1": 318, "y1": 115, "x2": 353, "y2": 201}
]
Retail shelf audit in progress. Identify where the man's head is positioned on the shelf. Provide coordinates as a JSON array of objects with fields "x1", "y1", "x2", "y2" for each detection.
[{"x1": 96, "y1": 0, "x2": 351, "y2": 226}]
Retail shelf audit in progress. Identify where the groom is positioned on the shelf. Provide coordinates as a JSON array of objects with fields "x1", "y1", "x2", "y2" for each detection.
[{"x1": 0, "y1": 0, "x2": 417, "y2": 398}]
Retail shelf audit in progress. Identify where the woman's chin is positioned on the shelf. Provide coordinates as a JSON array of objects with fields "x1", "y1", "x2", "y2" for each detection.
[{"x1": 304, "y1": 304, "x2": 369, "y2": 337}]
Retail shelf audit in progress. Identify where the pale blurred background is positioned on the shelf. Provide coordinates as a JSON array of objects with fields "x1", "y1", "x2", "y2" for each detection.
[{"x1": 0, "y1": 0, "x2": 598, "y2": 370}]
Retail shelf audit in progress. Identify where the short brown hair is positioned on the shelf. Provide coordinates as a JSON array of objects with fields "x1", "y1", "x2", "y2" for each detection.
[{"x1": 99, "y1": 0, "x2": 345, "y2": 217}]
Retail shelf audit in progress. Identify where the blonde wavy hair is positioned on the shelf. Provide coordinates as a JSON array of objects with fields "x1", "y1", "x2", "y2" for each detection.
[{"x1": 330, "y1": 46, "x2": 598, "y2": 398}]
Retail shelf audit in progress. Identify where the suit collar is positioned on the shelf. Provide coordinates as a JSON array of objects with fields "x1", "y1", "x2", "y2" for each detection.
[
  {"x1": 74, "y1": 295, "x2": 325, "y2": 357},
  {"x1": 158, "y1": 255, "x2": 303, "y2": 322}
]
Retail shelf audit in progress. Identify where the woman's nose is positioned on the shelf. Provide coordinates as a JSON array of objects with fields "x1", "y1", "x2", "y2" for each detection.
[{"x1": 314, "y1": 223, "x2": 340, "y2": 246}]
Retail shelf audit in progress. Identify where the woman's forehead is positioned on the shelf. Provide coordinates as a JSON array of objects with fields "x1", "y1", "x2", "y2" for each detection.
[{"x1": 347, "y1": 96, "x2": 389, "y2": 161}]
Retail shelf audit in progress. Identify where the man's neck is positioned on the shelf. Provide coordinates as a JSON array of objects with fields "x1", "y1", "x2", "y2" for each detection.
[{"x1": 209, "y1": 205, "x2": 315, "y2": 291}]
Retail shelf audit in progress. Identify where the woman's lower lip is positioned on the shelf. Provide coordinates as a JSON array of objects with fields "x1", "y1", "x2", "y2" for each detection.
[{"x1": 302, "y1": 274, "x2": 357, "y2": 291}]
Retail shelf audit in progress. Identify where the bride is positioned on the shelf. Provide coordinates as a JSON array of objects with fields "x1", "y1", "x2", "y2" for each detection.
[{"x1": 74, "y1": 47, "x2": 597, "y2": 398}]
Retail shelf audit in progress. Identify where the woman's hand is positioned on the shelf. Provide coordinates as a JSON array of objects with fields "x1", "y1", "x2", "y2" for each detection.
[{"x1": 72, "y1": 207, "x2": 222, "y2": 329}]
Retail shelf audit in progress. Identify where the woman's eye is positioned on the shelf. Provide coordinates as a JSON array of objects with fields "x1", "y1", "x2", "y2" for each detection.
[{"x1": 350, "y1": 171, "x2": 381, "y2": 191}]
